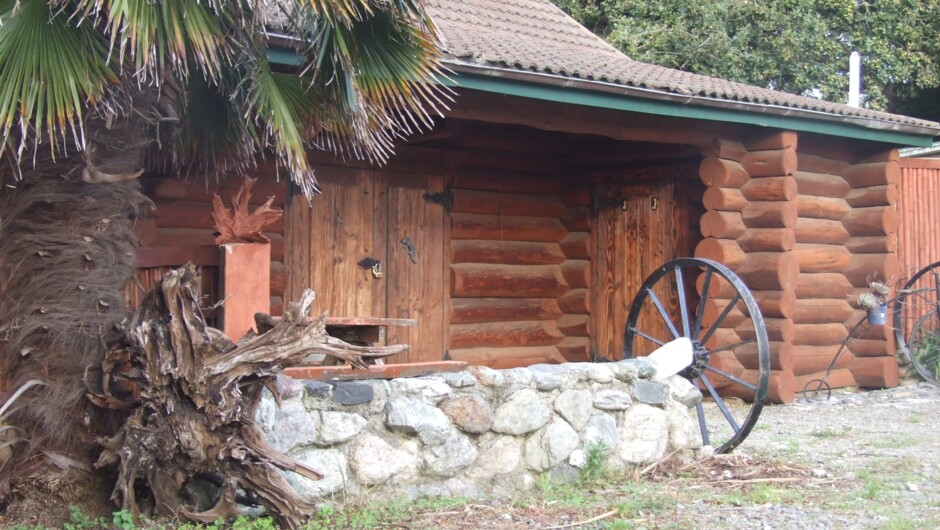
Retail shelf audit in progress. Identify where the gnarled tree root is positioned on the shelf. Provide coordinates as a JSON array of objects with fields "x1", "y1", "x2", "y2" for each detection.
[{"x1": 94, "y1": 264, "x2": 409, "y2": 528}]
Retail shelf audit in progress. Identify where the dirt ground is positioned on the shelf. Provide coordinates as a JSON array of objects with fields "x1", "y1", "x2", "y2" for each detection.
[{"x1": 2, "y1": 381, "x2": 938, "y2": 529}]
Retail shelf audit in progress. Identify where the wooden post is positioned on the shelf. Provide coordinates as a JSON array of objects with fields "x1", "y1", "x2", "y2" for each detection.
[{"x1": 221, "y1": 243, "x2": 272, "y2": 340}]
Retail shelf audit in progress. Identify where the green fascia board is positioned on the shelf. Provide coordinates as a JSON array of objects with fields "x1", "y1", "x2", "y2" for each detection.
[{"x1": 445, "y1": 73, "x2": 934, "y2": 147}]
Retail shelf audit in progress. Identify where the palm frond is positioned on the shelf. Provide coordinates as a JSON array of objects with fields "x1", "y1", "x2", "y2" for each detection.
[{"x1": 0, "y1": 0, "x2": 116, "y2": 161}]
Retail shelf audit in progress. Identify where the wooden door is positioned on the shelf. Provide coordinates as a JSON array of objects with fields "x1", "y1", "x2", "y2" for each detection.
[
  {"x1": 285, "y1": 168, "x2": 446, "y2": 362},
  {"x1": 593, "y1": 179, "x2": 689, "y2": 359}
]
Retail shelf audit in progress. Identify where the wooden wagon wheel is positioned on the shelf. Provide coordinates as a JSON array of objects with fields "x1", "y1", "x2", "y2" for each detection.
[
  {"x1": 623, "y1": 258, "x2": 770, "y2": 453},
  {"x1": 893, "y1": 261, "x2": 940, "y2": 386}
]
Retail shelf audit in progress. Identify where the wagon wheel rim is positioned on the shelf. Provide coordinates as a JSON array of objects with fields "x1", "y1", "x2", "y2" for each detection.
[
  {"x1": 907, "y1": 308, "x2": 940, "y2": 386},
  {"x1": 894, "y1": 261, "x2": 940, "y2": 385},
  {"x1": 623, "y1": 257, "x2": 770, "y2": 453}
]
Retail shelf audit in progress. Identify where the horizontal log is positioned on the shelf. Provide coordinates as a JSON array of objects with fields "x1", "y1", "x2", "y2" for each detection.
[
  {"x1": 795, "y1": 273, "x2": 853, "y2": 299},
  {"x1": 561, "y1": 207, "x2": 591, "y2": 232},
  {"x1": 451, "y1": 188, "x2": 567, "y2": 217},
  {"x1": 844, "y1": 161, "x2": 900, "y2": 188},
  {"x1": 851, "y1": 320, "x2": 893, "y2": 340},
  {"x1": 700, "y1": 157, "x2": 750, "y2": 187},
  {"x1": 736, "y1": 317, "x2": 794, "y2": 343},
  {"x1": 843, "y1": 253, "x2": 900, "y2": 287},
  {"x1": 723, "y1": 369, "x2": 796, "y2": 404},
  {"x1": 796, "y1": 154, "x2": 849, "y2": 176},
  {"x1": 791, "y1": 323, "x2": 848, "y2": 346},
  {"x1": 793, "y1": 243, "x2": 852, "y2": 273},
  {"x1": 737, "y1": 341, "x2": 794, "y2": 371},
  {"x1": 135, "y1": 245, "x2": 220, "y2": 268},
  {"x1": 561, "y1": 260, "x2": 590, "y2": 289},
  {"x1": 793, "y1": 218, "x2": 850, "y2": 245},
  {"x1": 796, "y1": 195, "x2": 849, "y2": 220},
  {"x1": 703, "y1": 350, "x2": 744, "y2": 390},
  {"x1": 793, "y1": 299, "x2": 855, "y2": 324},
  {"x1": 747, "y1": 131, "x2": 797, "y2": 151},
  {"x1": 453, "y1": 168, "x2": 563, "y2": 195},
  {"x1": 557, "y1": 314, "x2": 589, "y2": 337},
  {"x1": 700, "y1": 210, "x2": 747, "y2": 239},
  {"x1": 856, "y1": 149, "x2": 899, "y2": 164},
  {"x1": 153, "y1": 200, "x2": 284, "y2": 233},
  {"x1": 449, "y1": 346, "x2": 566, "y2": 369},
  {"x1": 794, "y1": 369, "x2": 856, "y2": 393},
  {"x1": 841, "y1": 206, "x2": 898, "y2": 237},
  {"x1": 845, "y1": 185, "x2": 897, "y2": 208},
  {"x1": 792, "y1": 345, "x2": 854, "y2": 376},
  {"x1": 558, "y1": 289, "x2": 590, "y2": 314},
  {"x1": 451, "y1": 264, "x2": 568, "y2": 298},
  {"x1": 449, "y1": 320, "x2": 565, "y2": 349},
  {"x1": 847, "y1": 338, "x2": 893, "y2": 358},
  {"x1": 741, "y1": 201, "x2": 798, "y2": 228},
  {"x1": 561, "y1": 185, "x2": 591, "y2": 208},
  {"x1": 450, "y1": 298, "x2": 563, "y2": 324},
  {"x1": 270, "y1": 296, "x2": 283, "y2": 317},
  {"x1": 845, "y1": 236, "x2": 896, "y2": 254},
  {"x1": 735, "y1": 251, "x2": 800, "y2": 291},
  {"x1": 452, "y1": 240, "x2": 566, "y2": 265},
  {"x1": 849, "y1": 356, "x2": 900, "y2": 388},
  {"x1": 703, "y1": 138, "x2": 747, "y2": 161},
  {"x1": 742, "y1": 176, "x2": 797, "y2": 201},
  {"x1": 144, "y1": 177, "x2": 286, "y2": 204},
  {"x1": 742, "y1": 148, "x2": 797, "y2": 177},
  {"x1": 450, "y1": 213, "x2": 568, "y2": 242},
  {"x1": 703, "y1": 187, "x2": 747, "y2": 211},
  {"x1": 559, "y1": 232, "x2": 591, "y2": 260},
  {"x1": 702, "y1": 299, "x2": 747, "y2": 329},
  {"x1": 270, "y1": 261, "x2": 286, "y2": 297},
  {"x1": 144, "y1": 228, "x2": 282, "y2": 260},
  {"x1": 754, "y1": 290, "x2": 796, "y2": 319},
  {"x1": 738, "y1": 228, "x2": 795, "y2": 252},
  {"x1": 702, "y1": 327, "x2": 740, "y2": 352},
  {"x1": 556, "y1": 337, "x2": 591, "y2": 362},
  {"x1": 694, "y1": 238, "x2": 745, "y2": 268},
  {"x1": 793, "y1": 171, "x2": 850, "y2": 198}
]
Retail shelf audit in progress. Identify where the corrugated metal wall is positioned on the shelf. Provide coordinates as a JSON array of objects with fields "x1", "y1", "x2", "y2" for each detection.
[{"x1": 898, "y1": 159, "x2": 940, "y2": 275}]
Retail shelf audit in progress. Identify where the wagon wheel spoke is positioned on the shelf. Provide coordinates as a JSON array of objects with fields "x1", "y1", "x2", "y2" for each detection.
[{"x1": 623, "y1": 258, "x2": 769, "y2": 453}]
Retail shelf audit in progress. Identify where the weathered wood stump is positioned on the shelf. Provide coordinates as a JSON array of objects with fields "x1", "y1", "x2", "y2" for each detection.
[{"x1": 92, "y1": 264, "x2": 407, "y2": 528}]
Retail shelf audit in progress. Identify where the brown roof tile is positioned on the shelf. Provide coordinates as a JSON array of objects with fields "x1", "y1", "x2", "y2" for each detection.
[{"x1": 428, "y1": 0, "x2": 940, "y2": 132}]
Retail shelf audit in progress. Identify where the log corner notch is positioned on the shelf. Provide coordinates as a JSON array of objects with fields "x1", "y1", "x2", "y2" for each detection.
[
  {"x1": 92, "y1": 264, "x2": 408, "y2": 528},
  {"x1": 212, "y1": 177, "x2": 283, "y2": 244}
]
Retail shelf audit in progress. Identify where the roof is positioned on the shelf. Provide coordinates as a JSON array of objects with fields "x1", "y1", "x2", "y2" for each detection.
[
  {"x1": 901, "y1": 142, "x2": 940, "y2": 158},
  {"x1": 427, "y1": 0, "x2": 940, "y2": 141}
]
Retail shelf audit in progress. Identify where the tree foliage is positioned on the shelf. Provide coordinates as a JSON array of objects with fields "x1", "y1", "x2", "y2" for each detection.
[{"x1": 553, "y1": 0, "x2": 940, "y2": 121}]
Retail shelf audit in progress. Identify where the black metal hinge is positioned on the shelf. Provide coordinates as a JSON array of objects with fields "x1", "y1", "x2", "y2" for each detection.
[{"x1": 423, "y1": 184, "x2": 454, "y2": 214}]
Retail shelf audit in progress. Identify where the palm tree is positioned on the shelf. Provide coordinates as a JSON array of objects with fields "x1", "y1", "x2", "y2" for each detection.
[{"x1": 0, "y1": 0, "x2": 446, "y2": 522}]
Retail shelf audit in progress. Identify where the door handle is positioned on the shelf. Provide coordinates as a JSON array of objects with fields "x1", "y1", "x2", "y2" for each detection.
[{"x1": 371, "y1": 262, "x2": 383, "y2": 279}]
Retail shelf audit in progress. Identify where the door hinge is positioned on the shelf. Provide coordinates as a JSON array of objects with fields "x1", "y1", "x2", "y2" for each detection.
[{"x1": 423, "y1": 184, "x2": 454, "y2": 214}]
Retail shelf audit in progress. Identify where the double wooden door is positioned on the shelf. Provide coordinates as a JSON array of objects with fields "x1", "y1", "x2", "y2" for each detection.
[
  {"x1": 285, "y1": 166, "x2": 446, "y2": 363},
  {"x1": 592, "y1": 177, "x2": 692, "y2": 359}
]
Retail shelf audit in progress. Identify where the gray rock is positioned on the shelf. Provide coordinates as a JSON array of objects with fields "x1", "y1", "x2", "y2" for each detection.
[
  {"x1": 528, "y1": 363, "x2": 566, "y2": 374},
  {"x1": 585, "y1": 364, "x2": 614, "y2": 384},
  {"x1": 391, "y1": 377, "x2": 452, "y2": 403},
  {"x1": 318, "y1": 411, "x2": 367, "y2": 445},
  {"x1": 525, "y1": 417, "x2": 579, "y2": 472},
  {"x1": 364, "y1": 380, "x2": 390, "y2": 415},
  {"x1": 348, "y1": 433, "x2": 418, "y2": 485},
  {"x1": 553, "y1": 389, "x2": 594, "y2": 431},
  {"x1": 533, "y1": 371, "x2": 564, "y2": 391},
  {"x1": 665, "y1": 403, "x2": 702, "y2": 451},
  {"x1": 666, "y1": 375, "x2": 703, "y2": 407},
  {"x1": 469, "y1": 366, "x2": 505, "y2": 387},
  {"x1": 594, "y1": 390, "x2": 633, "y2": 411},
  {"x1": 286, "y1": 448, "x2": 350, "y2": 499},
  {"x1": 424, "y1": 429, "x2": 478, "y2": 477},
  {"x1": 441, "y1": 371, "x2": 478, "y2": 388},
  {"x1": 633, "y1": 380, "x2": 670, "y2": 405},
  {"x1": 385, "y1": 397, "x2": 453, "y2": 444},
  {"x1": 304, "y1": 380, "x2": 332, "y2": 399},
  {"x1": 621, "y1": 358, "x2": 656, "y2": 378},
  {"x1": 263, "y1": 398, "x2": 319, "y2": 452},
  {"x1": 469, "y1": 435, "x2": 522, "y2": 478},
  {"x1": 331, "y1": 382, "x2": 374, "y2": 405},
  {"x1": 440, "y1": 394, "x2": 494, "y2": 434},
  {"x1": 608, "y1": 361, "x2": 639, "y2": 382},
  {"x1": 580, "y1": 413, "x2": 619, "y2": 450},
  {"x1": 492, "y1": 389, "x2": 551, "y2": 435},
  {"x1": 617, "y1": 404, "x2": 669, "y2": 463},
  {"x1": 275, "y1": 374, "x2": 304, "y2": 399},
  {"x1": 502, "y1": 367, "x2": 534, "y2": 388}
]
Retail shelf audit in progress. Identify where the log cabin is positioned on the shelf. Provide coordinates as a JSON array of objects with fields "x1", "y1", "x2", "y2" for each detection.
[{"x1": 130, "y1": 0, "x2": 940, "y2": 402}]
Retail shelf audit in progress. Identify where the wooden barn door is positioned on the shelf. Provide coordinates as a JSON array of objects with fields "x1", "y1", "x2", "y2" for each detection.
[
  {"x1": 593, "y1": 179, "x2": 689, "y2": 359},
  {"x1": 285, "y1": 167, "x2": 446, "y2": 362}
]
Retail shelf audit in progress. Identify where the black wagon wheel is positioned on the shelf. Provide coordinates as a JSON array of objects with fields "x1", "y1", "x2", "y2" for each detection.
[
  {"x1": 894, "y1": 261, "x2": 940, "y2": 385},
  {"x1": 623, "y1": 257, "x2": 770, "y2": 453},
  {"x1": 907, "y1": 308, "x2": 940, "y2": 386}
]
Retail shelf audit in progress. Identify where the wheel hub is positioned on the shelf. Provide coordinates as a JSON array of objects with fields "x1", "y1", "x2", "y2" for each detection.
[{"x1": 685, "y1": 339, "x2": 710, "y2": 377}]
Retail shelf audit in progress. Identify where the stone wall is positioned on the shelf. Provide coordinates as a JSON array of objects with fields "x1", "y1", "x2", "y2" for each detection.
[{"x1": 257, "y1": 359, "x2": 704, "y2": 502}]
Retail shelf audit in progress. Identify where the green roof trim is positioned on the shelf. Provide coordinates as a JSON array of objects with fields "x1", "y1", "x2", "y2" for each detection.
[{"x1": 446, "y1": 72, "x2": 934, "y2": 147}]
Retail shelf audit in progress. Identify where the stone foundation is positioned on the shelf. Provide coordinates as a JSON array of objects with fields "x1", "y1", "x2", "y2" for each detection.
[{"x1": 257, "y1": 360, "x2": 704, "y2": 502}]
